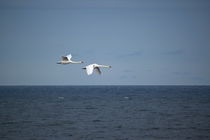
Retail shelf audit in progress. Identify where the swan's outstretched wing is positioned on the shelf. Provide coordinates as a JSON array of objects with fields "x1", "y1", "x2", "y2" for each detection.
[
  {"x1": 66, "y1": 54, "x2": 72, "y2": 60},
  {"x1": 61, "y1": 54, "x2": 72, "y2": 61},
  {"x1": 86, "y1": 65, "x2": 94, "y2": 75},
  {"x1": 95, "y1": 67, "x2": 101, "y2": 75},
  {"x1": 62, "y1": 56, "x2": 68, "y2": 61}
]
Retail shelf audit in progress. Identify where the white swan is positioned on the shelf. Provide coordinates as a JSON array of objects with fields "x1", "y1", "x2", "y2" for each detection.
[
  {"x1": 82, "y1": 64, "x2": 111, "y2": 75},
  {"x1": 57, "y1": 54, "x2": 84, "y2": 64}
]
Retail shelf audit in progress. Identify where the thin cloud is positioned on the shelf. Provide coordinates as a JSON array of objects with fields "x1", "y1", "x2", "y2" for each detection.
[
  {"x1": 162, "y1": 49, "x2": 184, "y2": 55},
  {"x1": 117, "y1": 51, "x2": 142, "y2": 58},
  {"x1": 123, "y1": 69, "x2": 133, "y2": 73}
]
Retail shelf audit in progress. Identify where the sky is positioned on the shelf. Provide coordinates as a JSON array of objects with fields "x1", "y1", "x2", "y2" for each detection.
[{"x1": 0, "y1": 0, "x2": 210, "y2": 85}]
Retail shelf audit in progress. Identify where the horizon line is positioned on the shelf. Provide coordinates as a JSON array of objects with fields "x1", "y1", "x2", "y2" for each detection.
[{"x1": 0, "y1": 84, "x2": 209, "y2": 86}]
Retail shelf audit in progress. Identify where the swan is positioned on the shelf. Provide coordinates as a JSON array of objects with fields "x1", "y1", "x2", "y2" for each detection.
[
  {"x1": 57, "y1": 54, "x2": 84, "y2": 64},
  {"x1": 82, "y1": 64, "x2": 111, "y2": 75}
]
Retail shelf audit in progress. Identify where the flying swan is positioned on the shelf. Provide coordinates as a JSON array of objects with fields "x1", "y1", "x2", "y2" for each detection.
[
  {"x1": 57, "y1": 54, "x2": 84, "y2": 64},
  {"x1": 82, "y1": 64, "x2": 111, "y2": 75}
]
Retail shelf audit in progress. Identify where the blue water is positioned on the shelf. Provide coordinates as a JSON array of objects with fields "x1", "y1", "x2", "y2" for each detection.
[{"x1": 0, "y1": 86, "x2": 210, "y2": 140}]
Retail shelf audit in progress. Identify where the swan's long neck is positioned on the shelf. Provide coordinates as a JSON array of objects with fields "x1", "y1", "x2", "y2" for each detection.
[
  {"x1": 97, "y1": 65, "x2": 111, "y2": 68},
  {"x1": 71, "y1": 61, "x2": 83, "y2": 64}
]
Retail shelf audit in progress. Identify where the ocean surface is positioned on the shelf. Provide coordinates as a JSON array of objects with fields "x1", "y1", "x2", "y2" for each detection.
[{"x1": 0, "y1": 86, "x2": 210, "y2": 140}]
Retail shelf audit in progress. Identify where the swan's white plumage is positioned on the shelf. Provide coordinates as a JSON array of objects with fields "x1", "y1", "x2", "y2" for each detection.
[
  {"x1": 86, "y1": 65, "x2": 94, "y2": 75},
  {"x1": 83, "y1": 64, "x2": 111, "y2": 75}
]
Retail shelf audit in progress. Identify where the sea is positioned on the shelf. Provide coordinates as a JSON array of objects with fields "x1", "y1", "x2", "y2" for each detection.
[{"x1": 0, "y1": 86, "x2": 210, "y2": 140}]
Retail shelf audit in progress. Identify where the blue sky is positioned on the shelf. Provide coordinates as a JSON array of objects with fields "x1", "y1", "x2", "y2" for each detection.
[{"x1": 0, "y1": 0, "x2": 210, "y2": 85}]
